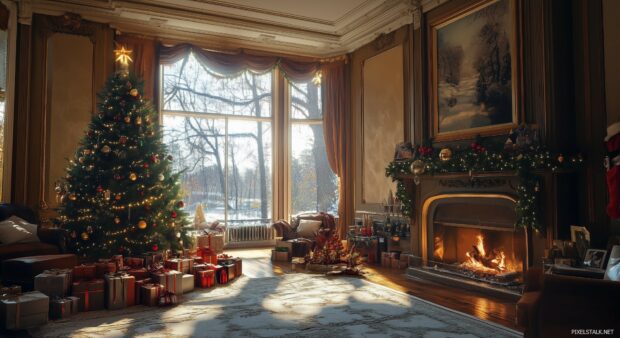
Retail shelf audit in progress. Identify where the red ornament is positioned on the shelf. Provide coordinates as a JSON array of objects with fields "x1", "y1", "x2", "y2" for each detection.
[
  {"x1": 151, "y1": 155, "x2": 159, "y2": 163},
  {"x1": 152, "y1": 223, "x2": 157, "y2": 228},
  {"x1": 119, "y1": 136, "x2": 128, "y2": 144},
  {"x1": 171, "y1": 211, "x2": 177, "y2": 218},
  {"x1": 152, "y1": 244, "x2": 159, "y2": 251},
  {"x1": 96, "y1": 185, "x2": 103, "y2": 193},
  {"x1": 177, "y1": 201, "x2": 185, "y2": 208},
  {"x1": 143, "y1": 162, "x2": 149, "y2": 168}
]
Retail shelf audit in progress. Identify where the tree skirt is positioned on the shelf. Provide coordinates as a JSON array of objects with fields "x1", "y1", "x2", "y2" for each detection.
[{"x1": 30, "y1": 274, "x2": 521, "y2": 338}]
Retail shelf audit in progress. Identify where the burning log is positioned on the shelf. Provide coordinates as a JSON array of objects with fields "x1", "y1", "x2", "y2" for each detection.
[{"x1": 461, "y1": 235, "x2": 507, "y2": 275}]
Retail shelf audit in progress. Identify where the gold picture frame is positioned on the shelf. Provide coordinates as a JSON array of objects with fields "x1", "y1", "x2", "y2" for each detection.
[{"x1": 428, "y1": 0, "x2": 521, "y2": 142}]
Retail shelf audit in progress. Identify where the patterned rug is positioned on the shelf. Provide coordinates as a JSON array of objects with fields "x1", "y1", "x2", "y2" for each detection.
[{"x1": 30, "y1": 274, "x2": 521, "y2": 338}]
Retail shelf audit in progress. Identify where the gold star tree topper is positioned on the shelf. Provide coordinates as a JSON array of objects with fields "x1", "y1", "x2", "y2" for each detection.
[{"x1": 114, "y1": 45, "x2": 133, "y2": 73}]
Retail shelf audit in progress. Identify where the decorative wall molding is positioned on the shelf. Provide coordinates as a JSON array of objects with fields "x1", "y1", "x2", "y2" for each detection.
[{"x1": 23, "y1": 0, "x2": 419, "y2": 56}]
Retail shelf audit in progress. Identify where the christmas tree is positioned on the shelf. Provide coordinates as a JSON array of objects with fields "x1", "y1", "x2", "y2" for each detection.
[{"x1": 56, "y1": 47, "x2": 191, "y2": 258}]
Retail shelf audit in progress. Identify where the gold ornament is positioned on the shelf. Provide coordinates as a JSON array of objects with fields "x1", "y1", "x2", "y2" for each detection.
[
  {"x1": 101, "y1": 145, "x2": 111, "y2": 153},
  {"x1": 115, "y1": 193, "x2": 122, "y2": 201},
  {"x1": 124, "y1": 116, "x2": 131, "y2": 123},
  {"x1": 158, "y1": 173, "x2": 165, "y2": 181},
  {"x1": 78, "y1": 157, "x2": 85, "y2": 164},
  {"x1": 68, "y1": 194, "x2": 77, "y2": 201},
  {"x1": 138, "y1": 220, "x2": 147, "y2": 229},
  {"x1": 135, "y1": 116, "x2": 142, "y2": 125},
  {"x1": 439, "y1": 148, "x2": 453, "y2": 162},
  {"x1": 130, "y1": 88, "x2": 139, "y2": 97},
  {"x1": 114, "y1": 217, "x2": 121, "y2": 224},
  {"x1": 81, "y1": 232, "x2": 89, "y2": 241},
  {"x1": 129, "y1": 172, "x2": 137, "y2": 181},
  {"x1": 104, "y1": 190, "x2": 111, "y2": 200},
  {"x1": 410, "y1": 160, "x2": 425, "y2": 175}
]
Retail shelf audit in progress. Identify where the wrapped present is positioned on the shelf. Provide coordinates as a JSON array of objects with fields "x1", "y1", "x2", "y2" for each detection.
[
  {"x1": 194, "y1": 270, "x2": 214, "y2": 288},
  {"x1": 221, "y1": 263, "x2": 235, "y2": 280},
  {"x1": 217, "y1": 254, "x2": 234, "y2": 265},
  {"x1": 124, "y1": 257, "x2": 145, "y2": 269},
  {"x1": 182, "y1": 274, "x2": 194, "y2": 293},
  {"x1": 111, "y1": 255, "x2": 124, "y2": 270},
  {"x1": 193, "y1": 263, "x2": 207, "y2": 272},
  {"x1": 151, "y1": 269, "x2": 183, "y2": 295},
  {"x1": 271, "y1": 249, "x2": 289, "y2": 262},
  {"x1": 196, "y1": 233, "x2": 224, "y2": 253},
  {"x1": 140, "y1": 283, "x2": 163, "y2": 307},
  {"x1": 134, "y1": 278, "x2": 151, "y2": 305},
  {"x1": 0, "y1": 291, "x2": 49, "y2": 330},
  {"x1": 126, "y1": 268, "x2": 149, "y2": 280},
  {"x1": 158, "y1": 291, "x2": 177, "y2": 307},
  {"x1": 49, "y1": 297, "x2": 73, "y2": 320},
  {"x1": 205, "y1": 264, "x2": 227, "y2": 284},
  {"x1": 192, "y1": 256, "x2": 204, "y2": 264},
  {"x1": 66, "y1": 296, "x2": 80, "y2": 315},
  {"x1": 140, "y1": 252, "x2": 163, "y2": 268},
  {"x1": 233, "y1": 258, "x2": 242, "y2": 277},
  {"x1": 71, "y1": 279, "x2": 104, "y2": 312},
  {"x1": 34, "y1": 269, "x2": 72, "y2": 298},
  {"x1": 104, "y1": 273, "x2": 135, "y2": 310},
  {"x1": 197, "y1": 247, "x2": 218, "y2": 265},
  {"x1": 0, "y1": 285, "x2": 22, "y2": 295},
  {"x1": 72, "y1": 264, "x2": 96, "y2": 281},
  {"x1": 164, "y1": 258, "x2": 193, "y2": 274},
  {"x1": 95, "y1": 261, "x2": 117, "y2": 278}
]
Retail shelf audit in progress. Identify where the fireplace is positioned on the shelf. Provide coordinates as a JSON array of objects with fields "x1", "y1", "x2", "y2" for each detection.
[
  {"x1": 411, "y1": 192, "x2": 528, "y2": 297},
  {"x1": 429, "y1": 199, "x2": 527, "y2": 289}
]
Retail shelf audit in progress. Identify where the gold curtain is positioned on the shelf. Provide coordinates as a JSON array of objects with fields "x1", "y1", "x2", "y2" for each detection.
[
  {"x1": 114, "y1": 35, "x2": 158, "y2": 103},
  {"x1": 322, "y1": 60, "x2": 353, "y2": 237}
]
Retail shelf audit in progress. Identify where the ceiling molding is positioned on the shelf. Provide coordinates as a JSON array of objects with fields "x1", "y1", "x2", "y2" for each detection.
[{"x1": 19, "y1": 0, "x2": 418, "y2": 56}]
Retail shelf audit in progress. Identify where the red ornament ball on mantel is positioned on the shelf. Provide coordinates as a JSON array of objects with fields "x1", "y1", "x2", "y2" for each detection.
[
  {"x1": 152, "y1": 244, "x2": 159, "y2": 251},
  {"x1": 177, "y1": 201, "x2": 185, "y2": 208},
  {"x1": 171, "y1": 211, "x2": 177, "y2": 218}
]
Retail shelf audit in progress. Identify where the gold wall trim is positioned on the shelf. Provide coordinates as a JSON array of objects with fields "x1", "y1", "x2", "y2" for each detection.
[{"x1": 420, "y1": 193, "x2": 518, "y2": 263}]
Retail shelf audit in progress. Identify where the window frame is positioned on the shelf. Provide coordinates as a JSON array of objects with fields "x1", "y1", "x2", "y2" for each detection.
[{"x1": 159, "y1": 62, "x2": 277, "y2": 226}]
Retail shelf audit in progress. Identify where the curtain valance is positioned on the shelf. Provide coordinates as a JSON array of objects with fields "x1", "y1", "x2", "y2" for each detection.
[{"x1": 159, "y1": 43, "x2": 321, "y2": 82}]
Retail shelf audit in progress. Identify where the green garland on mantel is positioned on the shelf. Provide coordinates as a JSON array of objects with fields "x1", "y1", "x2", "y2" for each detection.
[{"x1": 385, "y1": 143, "x2": 583, "y2": 233}]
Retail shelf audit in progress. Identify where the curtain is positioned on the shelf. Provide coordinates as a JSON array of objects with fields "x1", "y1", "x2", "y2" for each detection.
[
  {"x1": 159, "y1": 43, "x2": 319, "y2": 80},
  {"x1": 322, "y1": 60, "x2": 352, "y2": 238},
  {"x1": 115, "y1": 35, "x2": 158, "y2": 102}
]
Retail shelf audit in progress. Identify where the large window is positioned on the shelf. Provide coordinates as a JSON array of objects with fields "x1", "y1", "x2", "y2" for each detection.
[
  {"x1": 289, "y1": 80, "x2": 338, "y2": 215},
  {"x1": 161, "y1": 52, "x2": 338, "y2": 227},
  {"x1": 162, "y1": 53, "x2": 273, "y2": 226}
]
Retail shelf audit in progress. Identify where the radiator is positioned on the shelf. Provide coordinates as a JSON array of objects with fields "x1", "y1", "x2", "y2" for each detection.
[{"x1": 225, "y1": 224, "x2": 275, "y2": 244}]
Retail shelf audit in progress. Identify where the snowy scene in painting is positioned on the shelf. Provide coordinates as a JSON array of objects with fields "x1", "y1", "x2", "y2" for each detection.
[{"x1": 436, "y1": 0, "x2": 513, "y2": 134}]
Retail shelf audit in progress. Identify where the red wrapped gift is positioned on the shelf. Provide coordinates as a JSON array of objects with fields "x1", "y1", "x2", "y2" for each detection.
[
  {"x1": 140, "y1": 252, "x2": 163, "y2": 268},
  {"x1": 140, "y1": 283, "x2": 163, "y2": 307},
  {"x1": 233, "y1": 258, "x2": 242, "y2": 277},
  {"x1": 95, "y1": 261, "x2": 117, "y2": 278},
  {"x1": 134, "y1": 278, "x2": 151, "y2": 305},
  {"x1": 111, "y1": 255, "x2": 124, "y2": 270},
  {"x1": 164, "y1": 258, "x2": 193, "y2": 274},
  {"x1": 124, "y1": 257, "x2": 145, "y2": 269},
  {"x1": 126, "y1": 268, "x2": 149, "y2": 280},
  {"x1": 71, "y1": 279, "x2": 104, "y2": 311},
  {"x1": 221, "y1": 263, "x2": 235, "y2": 280},
  {"x1": 197, "y1": 247, "x2": 218, "y2": 265},
  {"x1": 195, "y1": 270, "x2": 214, "y2": 288},
  {"x1": 205, "y1": 264, "x2": 227, "y2": 284},
  {"x1": 193, "y1": 263, "x2": 207, "y2": 271},
  {"x1": 72, "y1": 264, "x2": 96, "y2": 281},
  {"x1": 192, "y1": 256, "x2": 204, "y2": 264}
]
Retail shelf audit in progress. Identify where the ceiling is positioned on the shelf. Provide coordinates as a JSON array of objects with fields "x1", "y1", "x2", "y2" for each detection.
[{"x1": 25, "y1": 0, "x2": 420, "y2": 57}]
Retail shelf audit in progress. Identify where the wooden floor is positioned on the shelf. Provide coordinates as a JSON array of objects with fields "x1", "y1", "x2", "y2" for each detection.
[{"x1": 227, "y1": 247, "x2": 521, "y2": 332}]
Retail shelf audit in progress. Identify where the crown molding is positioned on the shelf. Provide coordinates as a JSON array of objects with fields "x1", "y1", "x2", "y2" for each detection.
[{"x1": 18, "y1": 0, "x2": 419, "y2": 56}]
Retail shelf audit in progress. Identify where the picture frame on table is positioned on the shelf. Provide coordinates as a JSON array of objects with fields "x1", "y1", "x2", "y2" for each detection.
[
  {"x1": 582, "y1": 249, "x2": 607, "y2": 270},
  {"x1": 604, "y1": 245, "x2": 620, "y2": 281},
  {"x1": 427, "y1": 0, "x2": 521, "y2": 141}
]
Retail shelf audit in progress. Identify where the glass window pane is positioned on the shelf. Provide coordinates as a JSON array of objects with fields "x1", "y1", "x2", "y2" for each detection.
[
  {"x1": 290, "y1": 80, "x2": 322, "y2": 120},
  {"x1": 162, "y1": 53, "x2": 272, "y2": 117},
  {"x1": 163, "y1": 115, "x2": 226, "y2": 222},
  {"x1": 290, "y1": 124, "x2": 338, "y2": 215},
  {"x1": 227, "y1": 120, "x2": 272, "y2": 226}
]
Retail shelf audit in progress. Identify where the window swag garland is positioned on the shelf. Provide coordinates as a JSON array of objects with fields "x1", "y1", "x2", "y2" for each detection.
[{"x1": 385, "y1": 143, "x2": 583, "y2": 233}]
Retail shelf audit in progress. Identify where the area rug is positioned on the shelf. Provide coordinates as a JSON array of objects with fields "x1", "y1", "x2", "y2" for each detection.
[{"x1": 30, "y1": 274, "x2": 521, "y2": 338}]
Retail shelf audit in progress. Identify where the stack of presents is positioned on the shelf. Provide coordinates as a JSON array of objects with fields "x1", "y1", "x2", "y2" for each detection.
[{"x1": 0, "y1": 234, "x2": 241, "y2": 331}]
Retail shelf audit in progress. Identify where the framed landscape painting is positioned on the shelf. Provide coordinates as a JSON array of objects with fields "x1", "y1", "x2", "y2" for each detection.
[{"x1": 429, "y1": 0, "x2": 519, "y2": 141}]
